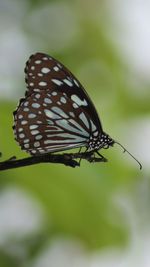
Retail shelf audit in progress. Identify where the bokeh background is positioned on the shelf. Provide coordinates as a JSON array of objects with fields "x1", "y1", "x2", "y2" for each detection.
[{"x1": 0, "y1": 0, "x2": 150, "y2": 266}]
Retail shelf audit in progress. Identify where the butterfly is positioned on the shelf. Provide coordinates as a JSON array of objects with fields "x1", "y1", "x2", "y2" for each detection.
[{"x1": 13, "y1": 52, "x2": 142, "y2": 168}]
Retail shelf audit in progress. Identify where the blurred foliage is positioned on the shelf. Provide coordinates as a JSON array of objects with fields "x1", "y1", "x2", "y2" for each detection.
[
  {"x1": 0, "y1": 99, "x2": 130, "y2": 248},
  {"x1": 0, "y1": 0, "x2": 149, "y2": 266}
]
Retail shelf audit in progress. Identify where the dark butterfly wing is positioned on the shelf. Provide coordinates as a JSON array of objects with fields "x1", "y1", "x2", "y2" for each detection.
[
  {"x1": 25, "y1": 52, "x2": 102, "y2": 132},
  {"x1": 13, "y1": 52, "x2": 103, "y2": 155}
]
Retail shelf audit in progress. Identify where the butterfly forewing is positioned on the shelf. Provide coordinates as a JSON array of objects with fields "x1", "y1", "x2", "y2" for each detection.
[
  {"x1": 25, "y1": 53, "x2": 102, "y2": 131},
  {"x1": 13, "y1": 52, "x2": 103, "y2": 155}
]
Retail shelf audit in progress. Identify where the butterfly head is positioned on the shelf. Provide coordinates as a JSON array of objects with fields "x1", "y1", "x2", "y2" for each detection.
[
  {"x1": 98, "y1": 133, "x2": 115, "y2": 149},
  {"x1": 89, "y1": 132, "x2": 115, "y2": 151}
]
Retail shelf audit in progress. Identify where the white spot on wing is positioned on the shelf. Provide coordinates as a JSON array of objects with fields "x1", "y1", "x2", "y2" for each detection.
[
  {"x1": 60, "y1": 97, "x2": 67, "y2": 104},
  {"x1": 43, "y1": 57, "x2": 48, "y2": 60},
  {"x1": 31, "y1": 150, "x2": 37, "y2": 154},
  {"x1": 51, "y1": 79, "x2": 63, "y2": 86},
  {"x1": 24, "y1": 108, "x2": 29, "y2": 112},
  {"x1": 63, "y1": 79, "x2": 73, "y2": 87},
  {"x1": 35, "y1": 94, "x2": 40, "y2": 99},
  {"x1": 35, "y1": 135, "x2": 42, "y2": 140},
  {"x1": 47, "y1": 120, "x2": 54, "y2": 125},
  {"x1": 29, "y1": 82, "x2": 34, "y2": 86},
  {"x1": 24, "y1": 101, "x2": 29, "y2": 107},
  {"x1": 24, "y1": 144, "x2": 29, "y2": 148},
  {"x1": 52, "y1": 91, "x2": 57, "y2": 96},
  {"x1": 73, "y1": 103, "x2": 78, "y2": 109},
  {"x1": 71, "y1": 95, "x2": 88, "y2": 106},
  {"x1": 57, "y1": 63, "x2": 62, "y2": 68},
  {"x1": 28, "y1": 113, "x2": 36, "y2": 119},
  {"x1": 35, "y1": 60, "x2": 42, "y2": 64},
  {"x1": 69, "y1": 112, "x2": 75, "y2": 118},
  {"x1": 39, "y1": 81, "x2": 47, "y2": 86},
  {"x1": 53, "y1": 66, "x2": 59, "y2": 71},
  {"x1": 18, "y1": 128, "x2": 23, "y2": 132},
  {"x1": 93, "y1": 131, "x2": 99, "y2": 136},
  {"x1": 23, "y1": 139, "x2": 29, "y2": 143},
  {"x1": 44, "y1": 109, "x2": 60, "y2": 119},
  {"x1": 73, "y1": 79, "x2": 80, "y2": 87},
  {"x1": 29, "y1": 125, "x2": 38, "y2": 130},
  {"x1": 90, "y1": 120, "x2": 97, "y2": 132},
  {"x1": 32, "y1": 103, "x2": 40, "y2": 108},
  {"x1": 19, "y1": 133, "x2": 25, "y2": 138},
  {"x1": 44, "y1": 98, "x2": 52, "y2": 104},
  {"x1": 51, "y1": 107, "x2": 69, "y2": 118},
  {"x1": 79, "y1": 112, "x2": 90, "y2": 129},
  {"x1": 34, "y1": 141, "x2": 40, "y2": 148},
  {"x1": 31, "y1": 130, "x2": 39, "y2": 135},
  {"x1": 34, "y1": 89, "x2": 40, "y2": 92},
  {"x1": 41, "y1": 67, "x2": 50, "y2": 74},
  {"x1": 18, "y1": 115, "x2": 23, "y2": 119},
  {"x1": 21, "y1": 120, "x2": 27, "y2": 125}
]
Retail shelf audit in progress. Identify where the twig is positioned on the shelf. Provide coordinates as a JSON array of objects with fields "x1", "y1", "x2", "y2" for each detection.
[{"x1": 0, "y1": 151, "x2": 107, "y2": 171}]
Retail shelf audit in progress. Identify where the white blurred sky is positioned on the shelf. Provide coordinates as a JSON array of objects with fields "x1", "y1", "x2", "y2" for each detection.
[
  {"x1": 0, "y1": 187, "x2": 45, "y2": 247},
  {"x1": 106, "y1": 0, "x2": 150, "y2": 80}
]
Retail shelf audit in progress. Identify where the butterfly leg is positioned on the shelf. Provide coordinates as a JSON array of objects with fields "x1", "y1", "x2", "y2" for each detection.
[
  {"x1": 78, "y1": 147, "x2": 83, "y2": 165},
  {"x1": 86, "y1": 150, "x2": 107, "y2": 163},
  {"x1": 95, "y1": 151, "x2": 107, "y2": 162}
]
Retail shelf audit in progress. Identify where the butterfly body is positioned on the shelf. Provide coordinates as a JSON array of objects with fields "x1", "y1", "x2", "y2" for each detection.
[{"x1": 13, "y1": 53, "x2": 114, "y2": 156}]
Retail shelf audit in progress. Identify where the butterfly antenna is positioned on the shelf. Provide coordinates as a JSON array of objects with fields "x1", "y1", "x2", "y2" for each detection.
[{"x1": 115, "y1": 141, "x2": 142, "y2": 170}]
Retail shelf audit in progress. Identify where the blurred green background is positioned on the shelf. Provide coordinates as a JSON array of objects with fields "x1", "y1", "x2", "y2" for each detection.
[{"x1": 0, "y1": 0, "x2": 150, "y2": 266}]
